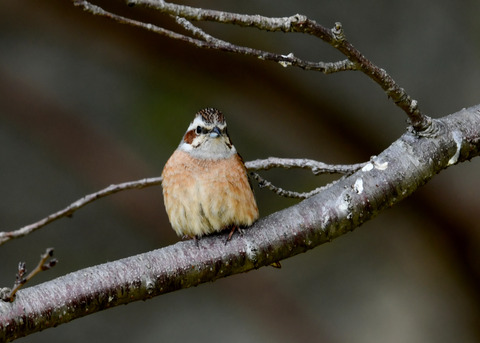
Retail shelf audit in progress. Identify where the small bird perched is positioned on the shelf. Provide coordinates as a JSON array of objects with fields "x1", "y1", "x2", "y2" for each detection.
[{"x1": 161, "y1": 108, "x2": 259, "y2": 241}]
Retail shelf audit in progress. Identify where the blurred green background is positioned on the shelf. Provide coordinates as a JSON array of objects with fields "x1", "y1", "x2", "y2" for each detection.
[{"x1": 1, "y1": 1, "x2": 479, "y2": 342}]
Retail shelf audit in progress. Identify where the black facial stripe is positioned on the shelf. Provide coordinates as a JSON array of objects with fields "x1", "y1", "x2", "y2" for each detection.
[{"x1": 195, "y1": 125, "x2": 226, "y2": 136}]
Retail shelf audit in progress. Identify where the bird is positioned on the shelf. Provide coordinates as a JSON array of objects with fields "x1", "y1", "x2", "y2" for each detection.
[{"x1": 161, "y1": 108, "x2": 259, "y2": 242}]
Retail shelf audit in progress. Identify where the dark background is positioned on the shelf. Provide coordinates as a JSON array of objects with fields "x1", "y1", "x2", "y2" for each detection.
[{"x1": 1, "y1": 1, "x2": 479, "y2": 342}]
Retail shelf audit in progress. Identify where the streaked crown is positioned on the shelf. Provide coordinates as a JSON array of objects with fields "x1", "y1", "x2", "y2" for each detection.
[{"x1": 197, "y1": 108, "x2": 225, "y2": 127}]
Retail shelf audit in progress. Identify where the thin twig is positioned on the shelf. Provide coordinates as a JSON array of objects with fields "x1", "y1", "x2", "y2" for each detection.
[
  {"x1": 250, "y1": 172, "x2": 346, "y2": 199},
  {"x1": 131, "y1": 0, "x2": 310, "y2": 31},
  {"x1": 89, "y1": 0, "x2": 432, "y2": 131},
  {"x1": 247, "y1": 158, "x2": 365, "y2": 199},
  {"x1": 245, "y1": 157, "x2": 366, "y2": 175},
  {"x1": 0, "y1": 177, "x2": 162, "y2": 246},
  {"x1": 72, "y1": 1, "x2": 356, "y2": 73},
  {"x1": 2, "y1": 248, "x2": 57, "y2": 302},
  {"x1": 174, "y1": 17, "x2": 215, "y2": 42},
  {"x1": 80, "y1": 0, "x2": 430, "y2": 126}
]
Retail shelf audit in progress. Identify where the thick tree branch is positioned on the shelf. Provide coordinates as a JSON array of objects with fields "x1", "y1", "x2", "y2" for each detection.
[
  {"x1": 1, "y1": 105, "x2": 479, "y2": 342},
  {"x1": 72, "y1": 0, "x2": 431, "y2": 131}
]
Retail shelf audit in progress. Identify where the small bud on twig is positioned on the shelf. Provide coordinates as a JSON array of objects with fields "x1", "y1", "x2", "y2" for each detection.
[{"x1": 1, "y1": 248, "x2": 58, "y2": 302}]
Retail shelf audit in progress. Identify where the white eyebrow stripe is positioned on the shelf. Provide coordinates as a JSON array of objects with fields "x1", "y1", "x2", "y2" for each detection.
[{"x1": 187, "y1": 116, "x2": 205, "y2": 131}]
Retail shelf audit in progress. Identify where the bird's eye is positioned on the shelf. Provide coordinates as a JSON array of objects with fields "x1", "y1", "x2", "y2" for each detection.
[{"x1": 196, "y1": 126, "x2": 202, "y2": 134}]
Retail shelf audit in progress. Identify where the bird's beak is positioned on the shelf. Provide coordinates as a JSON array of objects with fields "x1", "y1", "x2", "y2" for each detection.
[{"x1": 209, "y1": 126, "x2": 221, "y2": 138}]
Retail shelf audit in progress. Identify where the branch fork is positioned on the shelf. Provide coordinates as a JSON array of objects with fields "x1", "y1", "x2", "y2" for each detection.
[{"x1": 73, "y1": 0, "x2": 432, "y2": 131}]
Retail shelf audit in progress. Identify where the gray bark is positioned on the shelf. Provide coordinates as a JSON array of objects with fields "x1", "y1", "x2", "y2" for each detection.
[{"x1": 1, "y1": 105, "x2": 479, "y2": 342}]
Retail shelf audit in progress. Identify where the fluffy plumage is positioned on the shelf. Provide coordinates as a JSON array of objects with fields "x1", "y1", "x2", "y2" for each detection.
[{"x1": 162, "y1": 108, "x2": 259, "y2": 238}]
